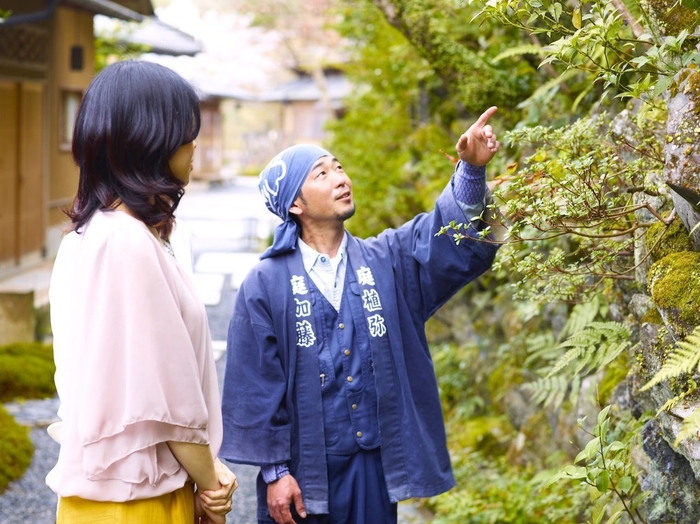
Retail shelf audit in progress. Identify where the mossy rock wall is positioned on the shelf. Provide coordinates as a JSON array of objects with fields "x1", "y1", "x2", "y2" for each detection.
[
  {"x1": 641, "y1": 0, "x2": 700, "y2": 36},
  {"x1": 648, "y1": 251, "x2": 700, "y2": 339},
  {"x1": 645, "y1": 216, "x2": 694, "y2": 264},
  {"x1": 665, "y1": 67, "x2": 700, "y2": 249}
]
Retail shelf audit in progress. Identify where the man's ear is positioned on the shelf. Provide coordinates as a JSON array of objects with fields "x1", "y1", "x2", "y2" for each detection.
[{"x1": 289, "y1": 199, "x2": 302, "y2": 217}]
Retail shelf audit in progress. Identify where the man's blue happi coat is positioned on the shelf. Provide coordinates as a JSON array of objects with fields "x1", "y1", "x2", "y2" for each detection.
[{"x1": 220, "y1": 177, "x2": 499, "y2": 517}]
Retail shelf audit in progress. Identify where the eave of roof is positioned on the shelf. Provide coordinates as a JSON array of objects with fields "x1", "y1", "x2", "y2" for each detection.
[
  {"x1": 0, "y1": 0, "x2": 144, "y2": 26},
  {"x1": 61, "y1": 0, "x2": 144, "y2": 21},
  {"x1": 258, "y1": 73, "x2": 350, "y2": 103},
  {"x1": 127, "y1": 16, "x2": 202, "y2": 56}
]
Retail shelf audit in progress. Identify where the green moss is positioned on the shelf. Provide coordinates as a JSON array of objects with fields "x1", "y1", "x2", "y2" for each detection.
[
  {"x1": 642, "y1": 0, "x2": 700, "y2": 36},
  {"x1": 0, "y1": 342, "x2": 55, "y2": 402},
  {"x1": 598, "y1": 352, "x2": 630, "y2": 405},
  {"x1": 634, "y1": 325, "x2": 674, "y2": 381},
  {"x1": 518, "y1": 410, "x2": 560, "y2": 465},
  {"x1": 642, "y1": 306, "x2": 664, "y2": 325},
  {"x1": 645, "y1": 217, "x2": 693, "y2": 263},
  {"x1": 687, "y1": 69, "x2": 700, "y2": 115},
  {"x1": 0, "y1": 404, "x2": 33, "y2": 495},
  {"x1": 448, "y1": 415, "x2": 514, "y2": 457},
  {"x1": 648, "y1": 251, "x2": 700, "y2": 335}
]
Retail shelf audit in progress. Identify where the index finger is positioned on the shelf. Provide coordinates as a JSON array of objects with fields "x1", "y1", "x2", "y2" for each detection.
[{"x1": 474, "y1": 106, "x2": 498, "y2": 127}]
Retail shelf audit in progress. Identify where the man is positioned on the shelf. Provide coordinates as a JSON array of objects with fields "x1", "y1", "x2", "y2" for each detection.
[{"x1": 221, "y1": 106, "x2": 504, "y2": 524}]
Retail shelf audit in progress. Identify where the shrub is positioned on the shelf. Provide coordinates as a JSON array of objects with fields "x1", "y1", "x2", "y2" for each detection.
[
  {"x1": 0, "y1": 342, "x2": 55, "y2": 402},
  {"x1": 0, "y1": 404, "x2": 33, "y2": 494},
  {"x1": 429, "y1": 452, "x2": 586, "y2": 523}
]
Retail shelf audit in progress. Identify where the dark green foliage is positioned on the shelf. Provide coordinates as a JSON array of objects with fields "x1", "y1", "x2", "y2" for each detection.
[
  {"x1": 327, "y1": 0, "x2": 535, "y2": 238},
  {"x1": 94, "y1": 31, "x2": 150, "y2": 73},
  {"x1": 550, "y1": 407, "x2": 649, "y2": 524},
  {"x1": 328, "y1": 4, "x2": 444, "y2": 237},
  {"x1": 319, "y1": 0, "x2": 699, "y2": 520},
  {"x1": 430, "y1": 452, "x2": 586, "y2": 523},
  {"x1": 369, "y1": 0, "x2": 535, "y2": 115},
  {"x1": 430, "y1": 344, "x2": 587, "y2": 523},
  {"x1": 433, "y1": 343, "x2": 489, "y2": 419},
  {"x1": 0, "y1": 404, "x2": 33, "y2": 495},
  {"x1": 0, "y1": 342, "x2": 56, "y2": 403}
]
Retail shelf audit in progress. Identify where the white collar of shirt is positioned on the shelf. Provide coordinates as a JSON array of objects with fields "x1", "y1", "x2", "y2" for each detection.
[{"x1": 297, "y1": 233, "x2": 348, "y2": 310}]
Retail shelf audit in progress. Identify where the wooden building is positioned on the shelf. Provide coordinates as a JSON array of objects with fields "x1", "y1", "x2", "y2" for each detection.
[
  {"x1": 0, "y1": 0, "x2": 200, "y2": 277},
  {"x1": 224, "y1": 68, "x2": 351, "y2": 174}
]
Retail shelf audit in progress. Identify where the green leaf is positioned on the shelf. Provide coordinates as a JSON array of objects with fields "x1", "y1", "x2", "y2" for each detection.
[
  {"x1": 597, "y1": 405, "x2": 612, "y2": 426},
  {"x1": 630, "y1": 490, "x2": 650, "y2": 510},
  {"x1": 595, "y1": 469, "x2": 610, "y2": 493},
  {"x1": 564, "y1": 464, "x2": 588, "y2": 479},
  {"x1": 605, "y1": 441, "x2": 626, "y2": 453},
  {"x1": 618, "y1": 475, "x2": 633, "y2": 494},
  {"x1": 591, "y1": 492, "x2": 612, "y2": 524},
  {"x1": 576, "y1": 436, "x2": 601, "y2": 463},
  {"x1": 651, "y1": 75, "x2": 676, "y2": 98},
  {"x1": 572, "y1": 7, "x2": 581, "y2": 29},
  {"x1": 604, "y1": 509, "x2": 624, "y2": 524}
]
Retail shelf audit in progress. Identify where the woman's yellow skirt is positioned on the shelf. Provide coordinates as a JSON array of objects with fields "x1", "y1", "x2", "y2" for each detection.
[{"x1": 56, "y1": 482, "x2": 195, "y2": 524}]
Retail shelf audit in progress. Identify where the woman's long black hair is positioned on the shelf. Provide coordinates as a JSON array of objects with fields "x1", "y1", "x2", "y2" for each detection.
[{"x1": 69, "y1": 60, "x2": 200, "y2": 239}]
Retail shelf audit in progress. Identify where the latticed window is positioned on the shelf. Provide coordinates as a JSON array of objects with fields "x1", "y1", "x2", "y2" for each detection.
[{"x1": 0, "y1": 26, "x2": 48, "y2": 67}]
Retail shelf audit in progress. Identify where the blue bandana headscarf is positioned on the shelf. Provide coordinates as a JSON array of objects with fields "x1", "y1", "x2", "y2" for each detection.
[{"x1": 258, "y1": 144, "x2": 331, "y2": 259}]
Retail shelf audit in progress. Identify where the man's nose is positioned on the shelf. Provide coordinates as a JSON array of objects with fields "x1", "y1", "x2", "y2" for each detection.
[{"x1": 333, "y1": 171, "x2": 349, "y2": 186}]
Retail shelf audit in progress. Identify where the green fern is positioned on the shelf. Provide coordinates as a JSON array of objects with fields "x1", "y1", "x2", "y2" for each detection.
[
  {"x1": 525, "y1": 321, "x2": 630, "y2": 409},
  {"x1": 492, "y1": 44, "x2": 547, "y2": 63},
  {"x1": 523, "y1": 296, "x2": 629, "y2": 409},
  {"x1": 549, "y1": 322, "x2": 631, "y2": 379},
  {"x1": 641, "y1": 326, "x2": 700, "y2": 390},
  {"x1": 548, "y1": 345, "x2": 587, "y2": 377},
  {"x1": 558, "y1": 297, "x2": 602, "y2": 342},
  {"x1": 518, "y1": 69, "x2": 581, "y2": 109},
  {"x1": 655, "y1": 384, "x2": 695, "y2": 416},
  {"x1": 641, "y1": 327, "x2": 700, "y2": 443},
  {"x1": 523, "y1": 375, "x2": 582, "y2": 409},
  {"x1": 523, "y1": 332, "x2": 559, "y2": 367},
  {"x1": 676, "y1": 400, "x2": 700, "y2": 443}
]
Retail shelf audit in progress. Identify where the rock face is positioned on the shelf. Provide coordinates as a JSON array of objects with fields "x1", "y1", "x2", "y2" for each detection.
[
  {"x1": 647, "y1": 251, "x2": 700, "y2": 340},
  {"x1": 641, "y1": 0, "x2": 700, "y2": 37},
  {"x1": 664, "y1": 67, "x2": 700, "y2": 249},
  {"x1": 641, "y1": 418, "x2": 700, "y2": 524},
  {"x1": 633, "y1": 63, "x2": 700, "y2": 522}
]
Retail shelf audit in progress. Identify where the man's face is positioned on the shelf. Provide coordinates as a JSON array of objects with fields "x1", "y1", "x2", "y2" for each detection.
[{"x1": 291, "y1": 155, "x2": 355, "y2": 224}]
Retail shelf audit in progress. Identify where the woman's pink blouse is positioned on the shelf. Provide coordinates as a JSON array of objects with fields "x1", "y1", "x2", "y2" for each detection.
[{"x1": 46, "y1": 211, "x2": 222, "y2": 501}]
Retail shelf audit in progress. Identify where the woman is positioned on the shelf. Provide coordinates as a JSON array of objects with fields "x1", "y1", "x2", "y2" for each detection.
[{"x1": 47, "y1": 60, "x2": 236, "y2": 524}]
